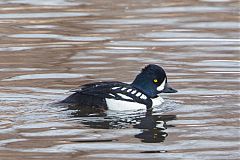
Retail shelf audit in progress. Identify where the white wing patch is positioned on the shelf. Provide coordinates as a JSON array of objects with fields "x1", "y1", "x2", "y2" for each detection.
[
  {"x1": 117, "y1": 93, "x2": 133, "y2": 100},
  {"x1": 112, "y1": 86, "x2": 120, "y2": 90},
  {"x1": 157, "y1": 78, "x2": 166, "y2": 91},
  {"x1": 140, "y1": 94, "x2": 147, "y2": 100},
  {"x1": 131, "y1": 90, "x2": 137, "y2": 94},
  {"x1": 136, "y1": 92, "x2": 142, "y2": 97},
  {"x1": 127, "y1": 89, "x2": 132, "y2": 92},
  {"x1": 121, "y1": 87, "x2": 127, "y2": 91},
  {"x1": 109, "y1": 93, "x2": 115, "y2": 97}
]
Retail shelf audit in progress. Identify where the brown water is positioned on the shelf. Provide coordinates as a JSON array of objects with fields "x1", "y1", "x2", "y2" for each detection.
[{"x1": 0, "y1": 0, "x2": 239, "y2": 159}]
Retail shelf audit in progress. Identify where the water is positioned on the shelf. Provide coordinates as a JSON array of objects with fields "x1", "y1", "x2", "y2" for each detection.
[{"x1": 0, "y1": 0, "x2": 239, "y2": 159}]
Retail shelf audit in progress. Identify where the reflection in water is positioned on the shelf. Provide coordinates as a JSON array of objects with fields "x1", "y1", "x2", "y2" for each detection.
[
  {"x1": 133, "y1": 112, "x2": 176, "y2": 143},
  {"x1": 66, "y1": 105, "x2": 176, "y2": 143}
]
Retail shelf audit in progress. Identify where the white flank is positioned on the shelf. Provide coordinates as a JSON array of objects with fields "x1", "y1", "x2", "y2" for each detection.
[
  {"x1": 117, "y1": 93, "x2": 133, "y2": 100},
  {"x1": 157, "y1": 78, "x2": 166, "y2": 91},
  {"x1": 106, "y1": 98, "x2": 146, "y2": 111},
  {"x1": 151, "y1": 96, "x2": 164, "y2": 107}
]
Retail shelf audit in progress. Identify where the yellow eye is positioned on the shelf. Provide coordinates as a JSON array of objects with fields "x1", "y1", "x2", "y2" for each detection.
[{"x1": 153, "y1": 79, "x2": 158, "y2": 83}]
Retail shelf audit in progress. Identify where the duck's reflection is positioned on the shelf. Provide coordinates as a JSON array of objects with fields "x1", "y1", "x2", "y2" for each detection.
[
  {"x1": 133, "y1": 111, "x2": 176, "y2": 143},
  {"x1": 66, "y1": 105, "x2": 176, "y2": 143}
]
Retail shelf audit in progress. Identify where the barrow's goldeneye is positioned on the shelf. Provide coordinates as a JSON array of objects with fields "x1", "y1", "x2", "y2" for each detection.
[{"x1": 61, "y1": 64, "x2": 177, "y2": 111}]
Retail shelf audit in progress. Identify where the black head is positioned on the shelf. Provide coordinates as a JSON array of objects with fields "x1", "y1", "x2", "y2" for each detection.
[{"x1": 132, "y1": 64, "x2": 177, "y2": 98}]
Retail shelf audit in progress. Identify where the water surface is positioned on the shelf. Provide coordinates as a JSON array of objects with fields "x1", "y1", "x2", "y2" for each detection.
[{"x1": 0, "y1": 0, "x2": 239, "y2": 159}]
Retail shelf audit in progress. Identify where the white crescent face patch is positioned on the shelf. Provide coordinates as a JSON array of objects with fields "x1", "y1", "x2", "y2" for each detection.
[{"x1": 157, "y1": 78, "x2": 166, "y2": 91}]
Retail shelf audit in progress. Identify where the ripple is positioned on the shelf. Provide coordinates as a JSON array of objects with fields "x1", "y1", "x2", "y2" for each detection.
[
  {"x1": 85, "y1": 48, "x2": 145, "y2": 54},
  {"x1": 108, "y1": 39, "x2": 239, "y2": 47},
  {"x1": 117, "y1": 57, "x2": 160, "y2": 63},
  {"x1": 0, "y1": 87, "x2": 66, "y2": 93},
  {"x1": 200, "y1": 0, "x2": 233, "y2": 2},
  {"x1": 70, "y1": 55, "x2": 106, "y2": 60},
  {"x1": 9, "y1": 34, "x2": 111, "y2": 41},
  {"x1": 140, "y1": 31, "x2": 221, "y2": 39},
  {"x1": 0, "y1": 12, "x2": 92, "y2": 19},
  {"x1": 22, "y1": 25, "x2": 57, "y2": 29},
  {"x1": 182, "y1": 22, "x2": 239, "y2": 29},
  {"x1": 193, "y1": 46, "x2": 240, "y2": 52},
  {"x1": 18, "y1": 143, "x2": 163, "y2": 153},
  {"x1": 2, "y1": 73, "x2": 92, "y2": 81},
  {"x1": 178, "y1": 89, "x2": 239, "y2": 95},
  {"x1": 172, "y1": 79, "x2": 239, "y2": 83},
  {"x1": 87, "y1": 18, "x2": 180, "y2": 25},
  {"x1": 1, "y1": 0, "x2": 81, "y2": 6},
  {"x1": 89, "y1": 150, "x2": 239, "y2": 159},
  {"x1": 16, "y1": 139, "x2": 239, "y2": 153},
  {"x1": 194, "y1": 60, "x2": 240, "y2": 67},
  {"x1": 20, "y1": 129, "x2": 86, "y2": 137},
  {"x1": 15, "y1": 122, "x2": 70, "y2": 129},
  {"x1": 0, "y1": 68, "x2": 47, "y2": 72},
  {"x1": 0, "y1": 46, "x2": 33, "y2": 51},
  {"x1": 0, "y1": 93, "x2": 46, "y2": 101},
  {"x1": 93, "y1": 28, "x2": 122, "y2": 33},
  {"x1": 0, "y1": 139, "x2": 27, "y2": 147},
  {"x1": 69, "y1": 61, "x2": 111, "y2": 65},
  {"x1": 131, "y1": 6, "x2": 233, "y2": 13}
]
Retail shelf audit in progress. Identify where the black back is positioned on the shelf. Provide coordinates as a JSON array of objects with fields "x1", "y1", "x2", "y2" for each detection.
[
  {"x1": 61, "y1": 81, "x2": 153, "y2": 109},
  {"x1": 61, "y1": 81, "x2": 124, "y2": 109}
]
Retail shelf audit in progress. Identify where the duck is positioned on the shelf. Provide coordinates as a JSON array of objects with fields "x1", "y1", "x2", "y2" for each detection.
[{"x1": 61, "y1": 64, "x2": 177, "y2": 111}]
